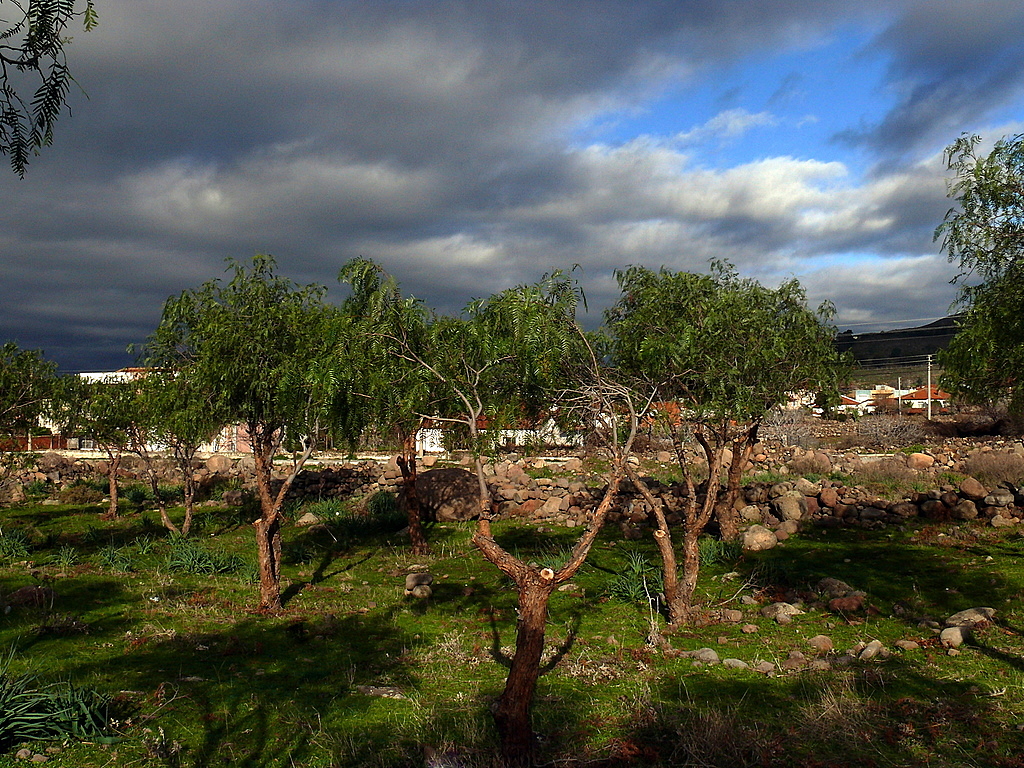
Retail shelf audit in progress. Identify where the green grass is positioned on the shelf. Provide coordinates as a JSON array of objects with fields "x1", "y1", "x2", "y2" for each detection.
[{"x1": 0, "y1": 498, "x2": 1023, "y2": 766}]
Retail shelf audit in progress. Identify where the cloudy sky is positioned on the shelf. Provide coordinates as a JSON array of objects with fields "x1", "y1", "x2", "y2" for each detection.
[{"x1": 3, "y1": 0, "x2": 1024, "y2": 372}]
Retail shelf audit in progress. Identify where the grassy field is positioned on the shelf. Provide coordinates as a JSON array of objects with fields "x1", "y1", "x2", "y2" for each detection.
[{"x1": 1, "y1": 486, "x2": 1024, "y2": 767}]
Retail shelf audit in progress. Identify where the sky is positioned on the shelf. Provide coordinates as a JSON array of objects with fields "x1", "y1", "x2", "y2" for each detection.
[{"x1": 3, "y1": 0, "x2": 1024, "y2": 372}]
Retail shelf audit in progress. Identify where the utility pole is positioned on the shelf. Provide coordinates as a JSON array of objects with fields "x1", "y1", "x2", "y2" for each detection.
[{"x1": 927, "y1": 355, "x2": 933, "y2": 421}]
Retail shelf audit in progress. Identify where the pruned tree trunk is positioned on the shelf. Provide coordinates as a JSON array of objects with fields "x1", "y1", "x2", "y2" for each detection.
[
  {"x1": 625, "y1": 466, "x2": 684, "y2": 625},
  {"x1": 474, "y1": 464, "x2": 623, "y2": 766},
  {"x1": 181, "y1": 470, "x2": 196, "y2": 535},
  {"x1": 103, "y1": 450, "x2": 121, "y2": 520},
  {"x1": 714, "y1": 424, "x2": 758, "y2": 542},
  {"x1": 396, "y1": 431, "x2": 429, "y2": 555},
  {"x1": 145, "y1": 462, "x2": 179, "y2": 535},
  {"x1": 254, "y1": 514, "x2": 282, "y2": 610},
  {"x1": 493, "y1": 576, "x2": 557, "y2": 766},
  {"x1": 250, "y1": 425, "x2": 316, "y2": 612}
]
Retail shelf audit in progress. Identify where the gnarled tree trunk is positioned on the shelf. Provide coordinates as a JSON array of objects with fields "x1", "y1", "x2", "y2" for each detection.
[{"x1": 396, "y1": 430, "x2": 429, "y2": 555}]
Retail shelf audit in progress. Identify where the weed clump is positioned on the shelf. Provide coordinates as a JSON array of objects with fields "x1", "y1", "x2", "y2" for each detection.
[{"x1": 961, "y1": 452, "x2": 1024, "y2": 487}]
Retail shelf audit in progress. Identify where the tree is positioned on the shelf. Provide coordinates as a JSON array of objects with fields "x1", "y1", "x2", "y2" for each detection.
[
  {"x1": 1, "y1": 0, "x2": 97, "y2": 176},
  {"x1": 71, "y1": 376, "x2": 137, "y2": 519},
  {"x1": 0, "y1": 342, "x2": 58, "y2": 496},
  {"x1": 397, "y1": 274, "x2": 627, "y2": 766},
  {"x1": 144, "y1": 256, "x2": 363, "y2": 611},
  {"x1": 606, "y1": 263, "x2": 844, "y2": 625},
  {"x1": 338, "y1": 258, "x2": 434, "y2": 555},
  {"x1": 936, "y1": 133, "x2": 1024, "y2": 413},
  {"x1": 137, "y1": 371, "x2": 225, "y2": 535}
]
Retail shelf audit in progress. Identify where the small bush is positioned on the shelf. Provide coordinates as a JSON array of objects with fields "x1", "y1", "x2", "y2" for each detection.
[
  {"x1": 961, "y1": 452, "x2": 1024, "y2": 487},
  {"x1": 164, "y1": 537, "x2": 242, "y2": 575},
  {"x1": 787, "y1": 453, "x2": 832, "y2": 477},
  {"x1": 0, "y1": 530, "x2": 31, "y2": 563},
  {"x1": 761, "y1": 409, "x2": 819, "y2": 449},
  {"x1": 58, "y1": 482, "x2": 104, "y2": 505},
  {"x1": 698, "y1": 536, "x2": 742, "y2": 567},
  {"x1": 853, "y1": 415, "x2": 925, "y2": 449},
  {"x1": 0, "y1": 664, "x2": 112, "y2": 750},
  {"x1": 97, "y1": 545, "x2": 134, "y2": 572},
  {"x1": 844, "y1": 460, "x2": 919, "y2": 498},
  {"x1": 608, "y1": 550, "x2": 661, "y2": 604},
  {"x1": 50, "y1": 545, "x2": 79, "y2": 571}
]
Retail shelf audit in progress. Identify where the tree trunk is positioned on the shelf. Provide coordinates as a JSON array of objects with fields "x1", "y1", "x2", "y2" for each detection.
[
  {"x1": 493, "y1": 576, "x2": 557, "y2": 767},
  {"x1": 252, "y1": 433, "x2": 283, "y2": 612},
  {"x1": 249, "y1": 425, "x2": 314, "y2": 611},
  {"x1": 625, "y1": 466, "x2": 685, "y2": 626},
  {"x1": 103, "y1": 451, "x2": 121, "y2": 520},
  {"x1": 254, "y1": 514, "x2": 282, "y2": 611},
  {"x1": 714, "y1": 425, "x2": 758, "y2": 542},
  {"x1": 182, "y1": 471, "x2": 195, "y2": 535},
  {"x1": 146, "y1": 462, "x2": 179, "y2": 535},
  {"x1": 679, "y1": 524, "x2": 701, "y2": 607},
  {"x1": 396, "y1": 432, "x2": 429, "y2": 555},
  {"x1": 176, "y1": 448, "x2": 197, "y2": 535}
]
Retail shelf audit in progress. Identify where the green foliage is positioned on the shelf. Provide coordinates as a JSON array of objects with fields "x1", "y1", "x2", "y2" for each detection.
[
  {"x1": 0, "y1": 530, "x2": 30, "y2": 563},
  {"x1": 937, "y1": 133, "x2": 1024, "y2": 412},
  {"x1": 145, "y1": 255, "x2": 362, "y2": 452},
  {"x1": 607, "y1": 549, "x2": 661, "y2": 603},
  {"x1": 697, "y1": 536, "x2": 743, "y2": 567},
  {"x1": 0, "y1": 664, "x2": 112, "y2": 749},
  {"x1": 50, "y1": 545, "x2": 79, "y2": 571},
  {"x1": 163, "y1": 536, "x2": 243, "y2": 575},
  {"x1": 58, "y1": 481, "x2": 104, "y2": 505},
  {"x1": 0, "y1": 344, "x2": 58, "y2": 485},
  {"x1": 0, "y1": 0, "x2": 97, "y2": 176},
  {"x1": 606, "y1": 262, "x2": 846, "y2": 425},
  {"x1": 96, "y1": 544, "x2": 133, "y2": 572}
]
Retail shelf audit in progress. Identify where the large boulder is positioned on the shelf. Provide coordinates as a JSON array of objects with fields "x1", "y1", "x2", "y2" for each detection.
[
  {"x1": 742, "y1": 524, "x2": 777, "y2": 552},
  {"x1": 403, "y1": 467, "x2": 483, "y2": 522},
  {"x1": 771, "y1": 491, "x2": 807, "y2": 522}
]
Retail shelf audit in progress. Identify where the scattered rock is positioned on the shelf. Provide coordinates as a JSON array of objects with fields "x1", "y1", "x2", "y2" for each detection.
[
  {"x1": 816, "y1": 578, "x2": 853, "y2": 598},
  {"x1": 692, "y1": 648, "x2": 720, "y2": 665},
  {"x1": 828, "y1": 594, "x2": 865, "y2": 613},
  {"x1": 945, "y1": 607, "x2": 996, "y2": 628},
  {"x1": 753, "y1": 660, "x2": 776, "y2": 674},
  {"x1": 761, "y1": 602, "x2": 803, "y2": 623},
  {"x1": 719, "y1": 609, "x2": 744, "y2": 623},
  {"x1": 295, "y1": 512, "x2": 320, "y2": 526},
  {"x1": 355, "y1": 685, "x2": 407, "y2": 699},
  {"x1": 722, "y1": 658, "x2": 749, "y2": 669},
  {"x1": 940, "y1": 626, "x2": 971, "y2": 648},
  {"x1": 959, "y1": 476, "x2": 988, "y2": 501},
  {"x1": 895, "y1": 639, "x2": 920, "y2": 651},
  {"x1": 741, "y1": 624, "x2": 759, "y2": 634},
  {"x1": 742, "y1": 525, "x2": 778, "y2": 552},
  {"x1": 858, "y1": 639, "x2": 885, "y2": 660},
  {"x1": 907, "y1": 452, "x2": 935, "y2": 469},
  {"x1": 808, "y1": 635, "x2": 833, "y2": 654}
]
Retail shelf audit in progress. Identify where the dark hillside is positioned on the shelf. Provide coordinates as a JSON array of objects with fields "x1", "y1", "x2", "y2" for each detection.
[{"x1": 835, "y1": 315, "x2": 960, "y2": 365}]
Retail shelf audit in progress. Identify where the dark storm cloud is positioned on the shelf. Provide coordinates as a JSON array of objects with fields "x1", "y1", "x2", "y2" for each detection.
[
  {"x1": 837, "y1": 0, "x2": 1024, "y2": 155},
  {"x1": 0, "y1": 0, "x2": 1016, "y2": 371}
]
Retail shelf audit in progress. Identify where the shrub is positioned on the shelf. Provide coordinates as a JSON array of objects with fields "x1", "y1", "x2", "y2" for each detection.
[
  {"x1": 97, "y1": 545, "x2": 133, "y2": 572},
  {"x1": 163, "y1": 537, "x2": 242, "y2": 575},
  {"x1": 608, "y1": 550, "x2": 662, "y2": 604},
  {"x1": 844, "y1": 460, "x2": 919, "y2": 499},
  {"x1": 58, "y1": 482, "x2": 104, "y2": 505},
  {"x1": 0, "y1": 663, "x2": 112, "y2": 750},
  {"x1": 961, "y1": 452, "x2": 1024, "y2": 486},
  {"x1": 787, "y1": 453, "x2": 832, "y2": 477},
  {"x1": 761, "y1": 409, "x2": 819, "y2": 449},
  {"x1": 0, "y1": 530, "x2": 30, "y2": 563},
  {"x1": 697, "y1": 536, "x2": 742, "y2": 567}
]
